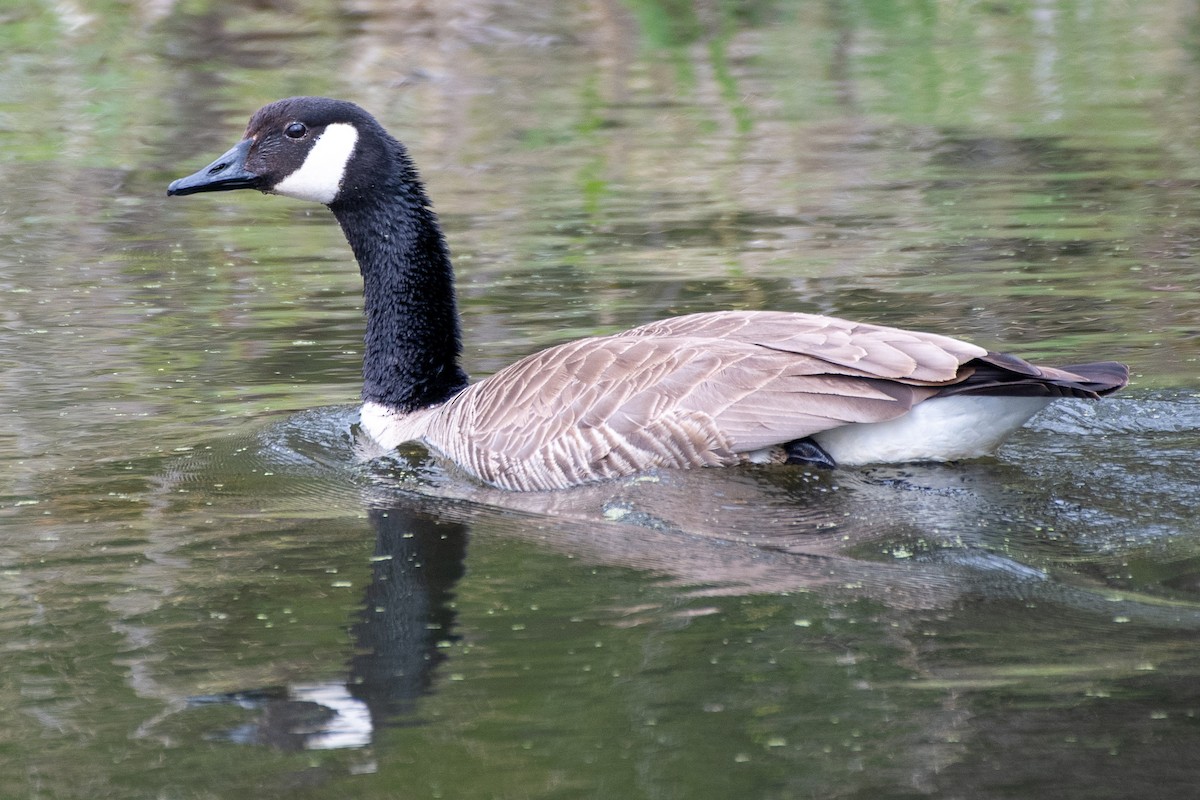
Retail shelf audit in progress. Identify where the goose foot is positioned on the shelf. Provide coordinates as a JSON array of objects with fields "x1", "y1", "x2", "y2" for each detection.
[{"x1": 783, "y1": 438, "x2": 837, "y2": 470}]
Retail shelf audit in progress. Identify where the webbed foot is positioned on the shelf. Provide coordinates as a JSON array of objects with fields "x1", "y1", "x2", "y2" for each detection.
[{"x1": 783, "y1": 438, "x2": 837, "y2": 470}]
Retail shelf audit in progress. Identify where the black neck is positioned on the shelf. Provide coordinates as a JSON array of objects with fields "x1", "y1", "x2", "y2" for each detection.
[{"x1": 329, "y1": 156, "x2": 468, "y2": 412}]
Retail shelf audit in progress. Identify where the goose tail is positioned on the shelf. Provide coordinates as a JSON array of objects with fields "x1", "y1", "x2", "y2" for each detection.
[
  {"x1": 940, "y1": 353, "x2": 1129, "y2": 400},
  {"x1": 1051, "y1": 361, "x2": 1129, "y2": 397}
]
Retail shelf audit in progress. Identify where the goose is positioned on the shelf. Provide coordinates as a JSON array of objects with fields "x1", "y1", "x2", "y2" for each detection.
[{"x1": 167, "y1": 97, "x2": 1128, "y2": 492}]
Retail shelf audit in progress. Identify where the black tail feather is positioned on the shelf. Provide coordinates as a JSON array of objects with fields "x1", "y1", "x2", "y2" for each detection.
[{"x1": 940, "y1": 353, "x2": 1129, "y2": 400}]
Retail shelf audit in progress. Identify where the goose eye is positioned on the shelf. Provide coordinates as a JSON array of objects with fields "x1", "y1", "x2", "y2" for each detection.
[{"x1": 284, "y1": 122, "x2": 308, "y2": 139}]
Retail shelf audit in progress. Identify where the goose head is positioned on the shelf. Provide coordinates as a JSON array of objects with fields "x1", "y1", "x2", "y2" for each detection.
[{"x1": 167, "y1": 96, "x2": 391, "y2": 205}]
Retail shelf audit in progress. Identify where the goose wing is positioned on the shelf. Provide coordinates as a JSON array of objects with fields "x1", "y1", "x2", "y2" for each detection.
[
  {"x1": 618, "y1": 310, "x2": 987, "y2": 382},
  {"x1": 424, "y1": 311, "x2": 987, "y2": 490}
]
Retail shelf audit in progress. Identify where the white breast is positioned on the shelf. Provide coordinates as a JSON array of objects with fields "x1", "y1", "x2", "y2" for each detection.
[{"x1": 359, "y1": 400, "x2": 435, "y2": 450}]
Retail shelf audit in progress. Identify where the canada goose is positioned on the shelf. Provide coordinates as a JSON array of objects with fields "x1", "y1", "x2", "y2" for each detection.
[{"x1": 168, "y1": 97, "x2": 1128, "y2": 492}]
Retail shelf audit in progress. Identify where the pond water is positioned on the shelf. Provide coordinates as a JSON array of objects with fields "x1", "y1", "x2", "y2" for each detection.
[{"x1": 3, "y1": 1, "x2": 1200, "y2": 797}]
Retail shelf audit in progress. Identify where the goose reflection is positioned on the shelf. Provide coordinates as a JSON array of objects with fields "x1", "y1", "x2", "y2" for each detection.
[{"x1": 188, "y1": 504, "x2": 468, "y2": 751}]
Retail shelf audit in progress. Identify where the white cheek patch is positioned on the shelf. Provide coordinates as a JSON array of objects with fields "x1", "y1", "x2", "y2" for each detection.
[{"x1": 272, "y1": 122, "x2": 359, "y2": 204}]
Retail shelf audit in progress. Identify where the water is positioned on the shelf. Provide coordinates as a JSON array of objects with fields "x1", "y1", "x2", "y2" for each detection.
[{"x1": 3, "y1": 1, "x2": 1200, "y2": 797}]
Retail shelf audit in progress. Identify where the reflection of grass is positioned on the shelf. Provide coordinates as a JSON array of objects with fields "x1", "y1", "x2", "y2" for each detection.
[
  {"x1": 624, "y1": 0, "x2": 754, "y2": 132},
  {"x1": 575, "y1": 76, "x2": 610, "y2": 217},
  {"x1": 624, "y1": 0, "x2": 703, "y2": 50},
  {"x1": 708, "y1": 30, "x2": 752, "y2": 134}
]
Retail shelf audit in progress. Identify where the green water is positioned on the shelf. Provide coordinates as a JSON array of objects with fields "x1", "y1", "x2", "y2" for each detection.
[{"x1": 3, "y1": 1, "x2": 1200, "y2": 798}]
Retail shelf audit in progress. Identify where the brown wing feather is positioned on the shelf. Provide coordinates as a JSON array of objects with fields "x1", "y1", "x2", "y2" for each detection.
[
  {"x1": 622, "y1": 310, "x2": 987, "y2": 381},
  {"x1": 422, "y1": 312, "x2": 988, "y2": 490}
]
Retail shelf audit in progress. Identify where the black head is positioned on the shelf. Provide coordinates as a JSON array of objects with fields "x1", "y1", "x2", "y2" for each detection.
[{"x1": 167, "y1": 97, "x2": 392, "y2": 204}]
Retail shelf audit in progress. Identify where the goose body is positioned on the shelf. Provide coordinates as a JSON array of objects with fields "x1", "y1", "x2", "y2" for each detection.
[{"x1": 168, "y1": 97, "x2": 1127, "y2": 492}]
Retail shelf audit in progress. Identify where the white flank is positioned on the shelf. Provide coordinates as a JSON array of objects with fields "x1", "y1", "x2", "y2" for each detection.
[
  {"x1": 812, "y1": 395, "x2": 1053, "y2": 466},
  {"x1": 273, "y1": 122, "x2": 359, "y2": 204}
]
